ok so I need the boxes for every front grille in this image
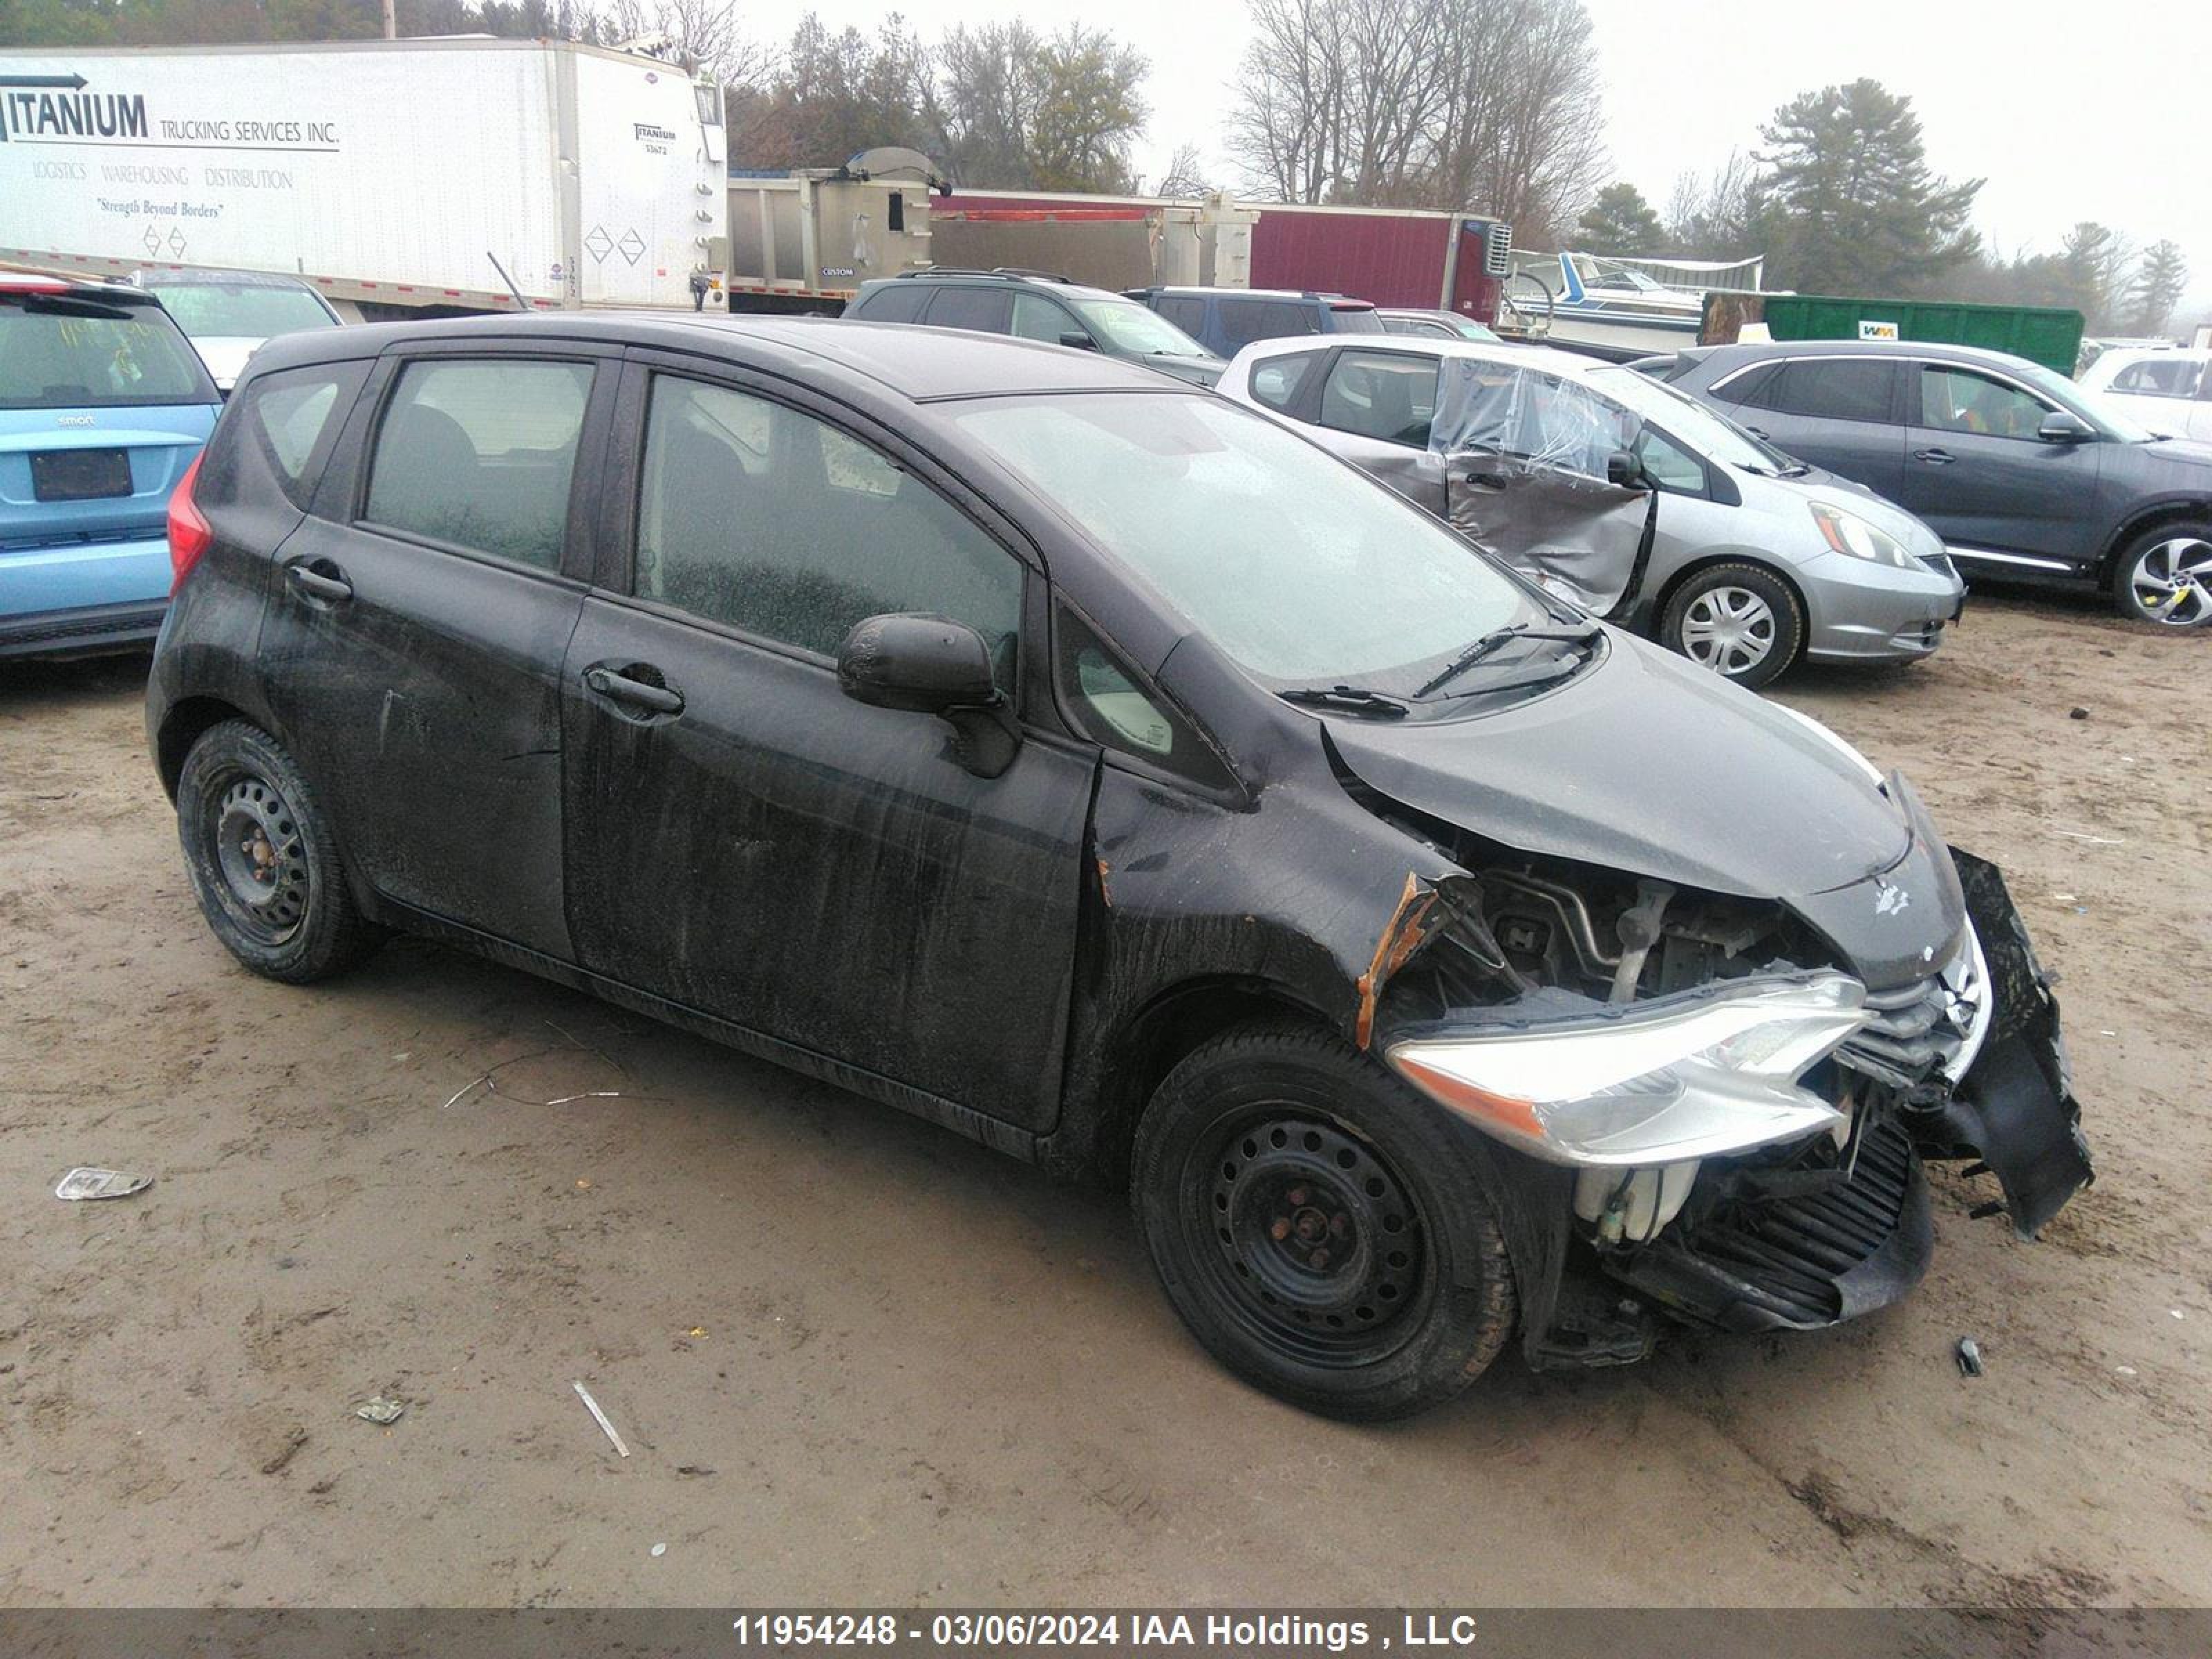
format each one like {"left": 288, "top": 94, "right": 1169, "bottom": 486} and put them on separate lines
{"left": 1922, "top": 552, "right": 1958, "bottom": 581}
{"left": 1610, "top": 1117, "right": 1928, "bottom": 1331}
{"left": 1684, "top": 1119, "right": 1918, "bottom": 1324}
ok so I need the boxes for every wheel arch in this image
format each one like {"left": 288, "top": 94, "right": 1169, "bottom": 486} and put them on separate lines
{"left": 156, "top": 696, "right": 257, "bottom": 800}
{"left": 1048, "top": 975, "right": 1336, "bottom": 1188}
{"left": 2094, "top": 498, "right": 2212, "bottom": 588}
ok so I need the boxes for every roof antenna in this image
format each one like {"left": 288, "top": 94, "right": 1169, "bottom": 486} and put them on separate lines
{"left": 487, "top": 252, "right": 531, "bottom": 312}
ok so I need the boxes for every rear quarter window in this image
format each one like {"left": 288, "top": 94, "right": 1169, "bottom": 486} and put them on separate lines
{"left": 206, "top": 360, "right": 371, "bottom": 512}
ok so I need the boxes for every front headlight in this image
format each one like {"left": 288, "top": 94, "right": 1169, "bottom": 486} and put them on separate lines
{"left": 1810, "top": 501, "right": 1913, "bottom": 569}
{"left": 1385, "top": 972, "right": 1868, "bottom": 1167}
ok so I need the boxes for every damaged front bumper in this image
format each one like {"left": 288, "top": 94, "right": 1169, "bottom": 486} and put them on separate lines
{"left": 1374, "top": 849, "right": 2092, "bottom": 1362}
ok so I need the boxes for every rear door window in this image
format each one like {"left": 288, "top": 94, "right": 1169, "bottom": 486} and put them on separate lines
{"left": 362, "top": 357, "right": 594, "bottom": 569}
{"left": 853, "top": 283, "right": 929, "bottom": 324}
{"left": 1, "top": 294, "right": 215, "bottom": 410}
{"left": 1219, "top": 299, "right": 1320, "bottom": 351}
{"left": 1318, "top": 350, "right": 1439, "bottom": 447}
{"left": 1764, "top": 359, "right": 1898, "bottom": 423}
{"left": 926, "top": 287, "right": 1014, "bottom": 334}
{"left": 633, "top": 374, "right": 1024, "bottom": 687}
{"left": 1154, "top": 296, "right": 1208, "bottom": 336}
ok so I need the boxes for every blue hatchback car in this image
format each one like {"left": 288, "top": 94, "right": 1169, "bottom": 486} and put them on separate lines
{"left": 2, "top": 274, "right": 221, "bottom": 659}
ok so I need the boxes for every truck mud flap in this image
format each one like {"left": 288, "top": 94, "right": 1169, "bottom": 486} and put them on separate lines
{"left": 1925, "top": 851, "right": 2094, "bottom": 1238}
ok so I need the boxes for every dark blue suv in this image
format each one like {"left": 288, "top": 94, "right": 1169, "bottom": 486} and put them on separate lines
{"left": 1125, "top": 287, "right": 1386, "bottom": 361}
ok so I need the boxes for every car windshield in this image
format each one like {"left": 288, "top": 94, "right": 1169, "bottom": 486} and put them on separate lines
{"left": 149, "top": 281, "right": 336, "bottom": 339}
{"left": 1069, "top": 298, "right": 1213, "bottom": 359}
{"left": 0, "top": 296, "right": 216, "bottom": 410}
{"left": 1586, "top": 364, "right": 1796, "bottom": 474}
{"left": 950, "top": 393, "right": 1548, "bottom": 697}
{"left": 2005, "top": 359, "right": 2157, "bottom": 443}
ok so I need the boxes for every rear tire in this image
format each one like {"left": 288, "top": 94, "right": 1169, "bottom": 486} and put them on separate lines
{"left": 176, "top": 720, "right": 382, "bottom": 983}
{"left": 1658, "top": 561, "right": 1804, "bottom": 689}
{"left": 1130, "top": 1018, "right": 1517, "bottom": 1421}
{"left": 2112, "top": 523, "right": 2212, "bottom": 626}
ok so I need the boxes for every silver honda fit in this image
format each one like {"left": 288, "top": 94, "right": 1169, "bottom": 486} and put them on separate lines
{"left": 1220, "top": 336, "right": 1967, "bottom": 688}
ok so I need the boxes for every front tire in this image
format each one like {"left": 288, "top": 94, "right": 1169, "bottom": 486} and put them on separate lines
{"left": 2112, "top": 523, "right": 2212, "bottom": 626}
{"left": 1658, "top": 561, "right": 1805, "bottom": 689}
{"left": 1130, "top": 1018, "right": 1517, "bottom": 1421}
{"left": 176, "top": 720, "right": 382, "bottom": 983}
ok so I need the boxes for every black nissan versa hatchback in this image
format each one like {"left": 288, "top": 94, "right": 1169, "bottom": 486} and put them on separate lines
{"left": 149, "top": 315, "right": 2092, "bottom": 1420}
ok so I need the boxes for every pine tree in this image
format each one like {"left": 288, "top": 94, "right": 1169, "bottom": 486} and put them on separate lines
{"left": 1574, "top": 182, "right": 1665, "bottom": 254}
{"left": 2129, "top": 241, "right": 2189, "bottom": 337}
{"left": 1754, "top": 79, "right": 1981, "bottom": 296}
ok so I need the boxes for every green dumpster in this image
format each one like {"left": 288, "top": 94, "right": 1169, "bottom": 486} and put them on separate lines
{"left": 1714, "top": 294, "right": 2084, "bottom": 375}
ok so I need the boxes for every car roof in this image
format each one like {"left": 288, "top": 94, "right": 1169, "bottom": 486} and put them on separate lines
{"left": 1143, "top": 287, "right": 1373, "bottom": 306}
{"left": 246, "top": 310, "right": 1183, "bottom": 402}
{"left": 879, "top": 270, "right": 1130, "bottom": 304}
{"left": 133, "top": 266, "right": 318, "bottom": 290}
{"left": 1236, "top": 332, "right": 1601, "bottom": 377}
{"left": 0, "top": 272, "right": 158, "bottom": 305}
{"left": 1700, "top": 338, "right": 2046, "bottom": 374}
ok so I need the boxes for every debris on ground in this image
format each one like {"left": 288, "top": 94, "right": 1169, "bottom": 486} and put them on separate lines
{"left": 1956, "top": 1337, "right": 1984, "bottom": 1378}
{"left": 2068, "top": 706, "right": 2090, "bottom": 720}
{"left": 355, "top": 1396, "right": 406, "bottom": 1425}
{"left": 54, "top": 1168, "right": 153, "bottom": 1201}
{"left": 260, "top": 1427, "right": 310, "bottom": 1475}
{"left": 572, "top": 1380, "right": 630, "bottom": 1458}
{"left": 650, "top": 1542, "right": 666, "bottom": 1557}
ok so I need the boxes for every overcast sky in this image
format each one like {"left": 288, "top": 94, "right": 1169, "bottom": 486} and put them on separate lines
{"left": 784, "top": 0, "right": 2209, "bottom": 324}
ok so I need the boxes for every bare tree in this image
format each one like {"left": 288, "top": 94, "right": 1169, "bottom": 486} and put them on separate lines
{"left": 1224, "top": 0, "right": 1606, "bottom": 241}
{"left": 1152, "top": 141, "right": 1212, "bottom": 197}
{"left": 599, "top": 0, "right": 765, "bottom": 81}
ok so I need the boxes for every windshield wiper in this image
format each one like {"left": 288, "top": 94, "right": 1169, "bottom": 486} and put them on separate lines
{"left": 1277, "top": 685, "right": 1412, "bottom": 718}
{"left": 1413, "top": 621, "right": 1602, "bottom": 697}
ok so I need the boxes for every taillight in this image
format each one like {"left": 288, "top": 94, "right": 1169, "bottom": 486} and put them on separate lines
{"left": 168, "top": 452, "right": 213, "bottom": 594}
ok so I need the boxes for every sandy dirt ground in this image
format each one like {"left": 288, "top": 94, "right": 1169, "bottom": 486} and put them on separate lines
{"left": 1, "top": 590, "right": 2207, "bottom": 1611}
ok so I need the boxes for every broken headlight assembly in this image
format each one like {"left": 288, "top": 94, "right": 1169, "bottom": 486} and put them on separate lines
{"left": 1385, "top": 971, "right": 1869, "bottom": 1167}
{"left": 1808, "top": 501, "right": 1915, "bottom": 570}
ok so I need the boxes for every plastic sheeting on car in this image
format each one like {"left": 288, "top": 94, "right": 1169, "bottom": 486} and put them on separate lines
{"left": 1427, "top": 356, "right": 1651, "bottom": 615}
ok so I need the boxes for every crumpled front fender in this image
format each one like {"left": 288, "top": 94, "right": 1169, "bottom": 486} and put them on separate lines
{"left": 1917, "top": 850, "right": 2094, "bottom": 1237}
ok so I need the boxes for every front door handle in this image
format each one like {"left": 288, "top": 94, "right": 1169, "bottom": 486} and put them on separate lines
{"left": 1463, "top": 469, "right": 1512, "bottom": 491}
{"left": 1913, "top": 447, "right": 1956, "bottom": 465}
{"left": 285, "top": 561, "right": 353, "bottom": 602}
{"left": 1743, "top": 424, "right": 1770, "bottom": 440}
{"left": 584, "top": 664, "right": 684, "bottom": 716}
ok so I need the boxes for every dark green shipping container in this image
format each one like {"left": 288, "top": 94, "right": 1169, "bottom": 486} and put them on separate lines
{"left": 1713, "top": 294, "right": 2084, "bottom": 375}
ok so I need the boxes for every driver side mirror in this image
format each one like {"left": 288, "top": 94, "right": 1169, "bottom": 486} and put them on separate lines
{"left": 1604, "top": 449, "right": 1649, "bottom": 489}
{"left": 1058, "top": 330, "right": 1098, "bottom": 351}
{"left": 2038, "top": 410, "right": 2096, "bottom": 444}
{"left": 836, "top": 613, "right": 1020, "bottom": 778}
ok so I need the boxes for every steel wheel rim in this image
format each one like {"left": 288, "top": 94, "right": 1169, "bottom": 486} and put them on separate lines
{"left": 2130, "top": 536, "right": 2212, "bottom": 626}
{"left": 208, "top": 773, "right": 310, "bottom": 944}
{"left": 1680, "top": 585, "right": 1779, "bottom": 675}
{"left": 1188, "top": 1110, "right": 1430, "bottom": 1368}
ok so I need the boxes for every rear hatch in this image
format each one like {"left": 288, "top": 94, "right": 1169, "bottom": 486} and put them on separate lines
{"left": 1, "top": 285, "right": 219, "bottom": 555}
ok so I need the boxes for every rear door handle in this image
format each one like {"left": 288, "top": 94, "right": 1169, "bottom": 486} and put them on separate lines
{"left": 584, "top": 664, "right": 684, "bottom": 716}
{"left": 1913, "top": 447, "right": 1955, "bottom": 465}
{"left": 285, "top": 561, "right": 353, "bottom": 602}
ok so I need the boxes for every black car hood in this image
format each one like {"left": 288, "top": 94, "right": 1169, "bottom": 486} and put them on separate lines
{"left": 1326, "top": 633, "right": 1966, "bottom": 988}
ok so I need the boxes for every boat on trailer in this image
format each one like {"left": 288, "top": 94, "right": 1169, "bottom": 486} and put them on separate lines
{"left": 1505, "top": 252, "right": 1767, "bottom": 360}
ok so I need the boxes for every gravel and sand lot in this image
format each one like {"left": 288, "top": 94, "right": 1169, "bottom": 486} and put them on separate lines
{"left": 1, "top": 590, "right": 2206, "bottom": 1609}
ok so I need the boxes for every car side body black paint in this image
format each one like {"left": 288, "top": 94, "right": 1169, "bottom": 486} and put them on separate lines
{"left": 150, "top": 313, "right": 2091, "bottom": 1391}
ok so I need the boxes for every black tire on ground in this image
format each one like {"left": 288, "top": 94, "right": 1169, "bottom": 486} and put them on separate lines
{"left": 1130, "top": 1018, "right": 1517, "bottom": 1421}
{"left": 1656, "top": 560, "right": 1806, "bottom": 690}
{"left": 2110, "top": 521, "right": 2212, "bottom": 626}
{"left": 175, "top": 719, "right": 383, "bottom": 983}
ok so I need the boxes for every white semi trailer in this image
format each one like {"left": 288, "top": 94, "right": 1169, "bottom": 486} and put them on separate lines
{"left": 0, "top": 39, "right": 727, "bottom": 314}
